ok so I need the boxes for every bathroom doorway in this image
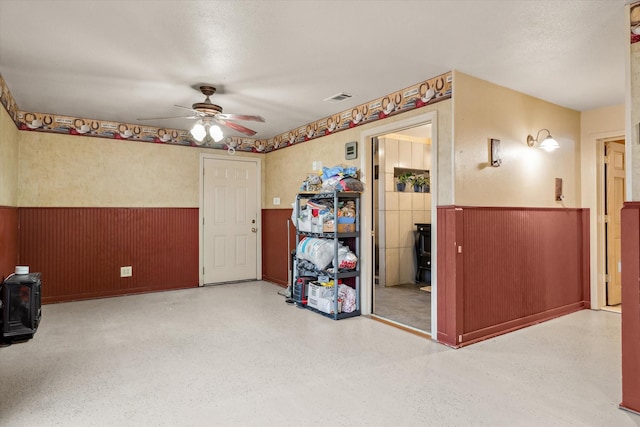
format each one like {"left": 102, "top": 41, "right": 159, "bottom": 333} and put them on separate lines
{"left": 372, "top": 124, "right": 433, "bottom": 334}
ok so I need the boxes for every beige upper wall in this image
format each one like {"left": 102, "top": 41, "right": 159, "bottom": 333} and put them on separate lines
{"left": 452, "top": 71, "right": 581, "bottom": 207}
{"left": 8, "top": 70, "right": 603, "bottom": 210}
{"left": 0, "top": 105, "right": 19, "bottom": 206}
{"left": 581, "top": 104, "right": 625, "bottom": 137}
{"left": 263, "top": 101, "right": 453, "bottom": 209}
{"left": 12, "top": 97, "right": 450, "bottom": 209}
{"left": 579, "top": 103, "right": 625, "bottom": 203}
{"left": 18, "top": 130, "right": 261, "bottom": 208}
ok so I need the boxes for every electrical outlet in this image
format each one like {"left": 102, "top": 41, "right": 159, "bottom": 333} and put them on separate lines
{"left": 273, "top": 197, "right": 280, "bottom": 205}
{"left": 120, "top": 266, "right": 132, "bottom": 277}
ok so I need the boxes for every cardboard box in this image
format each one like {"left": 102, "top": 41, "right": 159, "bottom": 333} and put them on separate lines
{"left": 338, "top": 223, "right": 355, "bottom": 233}
{"left": 323, "top": 222, "right": 356, "bottom": 233}
{"left": 323, "top": 221, "right": 335, "bottom": 232}
{"left": 307, "top": 282, "right": 342, "bottom": 314}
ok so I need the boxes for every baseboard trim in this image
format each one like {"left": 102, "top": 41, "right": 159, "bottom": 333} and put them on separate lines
{"left": 369, "top": 314, "right": 432, "bottom": 340}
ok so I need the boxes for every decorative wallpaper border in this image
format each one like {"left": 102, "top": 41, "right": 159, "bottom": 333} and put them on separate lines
{"left": 265, "top": 71, "right": 451, "bottom": 152}
{"left": 632, "top": 1, "right": 640, "bottom": 44}
{"left": 0, "top": 71, "right": 452, "bottom": 154}
{"left": 0, "top": 74, "right": 20, "bottom": 124}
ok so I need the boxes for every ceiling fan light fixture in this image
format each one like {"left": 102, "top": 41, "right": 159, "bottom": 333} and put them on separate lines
{"left": 209, "top": 124, "right": 223, "bottom": 142}
{"left": 191, "top": 122, "right": 206, "bottom": 142}
{"left": 140, "top": 85, "right": 262, "bottom": 140}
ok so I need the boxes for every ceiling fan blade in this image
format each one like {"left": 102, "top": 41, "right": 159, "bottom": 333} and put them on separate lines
{"left": 174, "top": 104, "right": 206, "bottom": 116}
{"left": 215, "top": 118, "right": 257, "bottom": 136}
{"left": 137, "top": 115, "right": 199, "bottom": 121}
{"left": 216, "top": 113, "right": 265, "bottom": 122}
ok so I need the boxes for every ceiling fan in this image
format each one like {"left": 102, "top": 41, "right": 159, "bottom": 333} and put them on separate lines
{"left": 138, "top": 85, "right": 265, "bottom": 143}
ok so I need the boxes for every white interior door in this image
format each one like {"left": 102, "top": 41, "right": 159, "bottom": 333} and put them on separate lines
{"left": 202, "top": 157, "right": 259, "bottom": 284}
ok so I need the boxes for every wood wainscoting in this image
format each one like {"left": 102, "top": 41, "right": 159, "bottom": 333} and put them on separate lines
{"left": 18, "top": 208, "right": 199, "bottom": 303}
{"left": 437, "top": 206, "right": 590, "bottom": 348}
{"left": 261, "top": 208, "right": 295, "bottom": 287}
{"left": 621, "top": 202, "right": 640, "bottom": 413}
{"left": 0, "top": 206, "right": 19, "bottom": 281}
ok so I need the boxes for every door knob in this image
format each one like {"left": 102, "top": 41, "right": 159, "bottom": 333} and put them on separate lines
{"left": 251, "top": 227, "right": 257, "bottom": 233}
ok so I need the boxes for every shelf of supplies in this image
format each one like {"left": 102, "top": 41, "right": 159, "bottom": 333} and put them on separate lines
{"left": 294, "top": 190, "right": 361, "bottom": 320}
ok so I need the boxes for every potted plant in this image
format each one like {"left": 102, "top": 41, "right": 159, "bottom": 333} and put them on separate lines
{"left": 421, "top": 174, "right": 431, "bottom": 193}
{"left": 396, "top": 172, "right": 413, "bottom": 192}
{"left": 410, "top": 174, "right": 425, "bottom": 192}
{"left": 410, "top": 174, "right": 430, "bottom": 193}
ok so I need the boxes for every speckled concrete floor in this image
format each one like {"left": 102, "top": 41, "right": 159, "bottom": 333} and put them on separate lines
{"left": 0, "top": 281, "right": 636, "bottom": 426}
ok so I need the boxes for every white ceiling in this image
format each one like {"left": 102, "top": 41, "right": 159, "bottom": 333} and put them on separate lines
{"left": 0, "top": 0, "right": 628, "bottom": 141}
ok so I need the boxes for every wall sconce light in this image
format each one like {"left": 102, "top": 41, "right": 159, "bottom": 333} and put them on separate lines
{"left": 190, "top": 119, "right": 224, "bottom": 145}
{"left": 527, "top": 129, "right": 559, "bottom": 152}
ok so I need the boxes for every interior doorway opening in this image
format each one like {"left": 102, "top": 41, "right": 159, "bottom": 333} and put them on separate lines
{"left": 602, "top": 138, "right": 625, "bottom": 314}
{"left": 371, "top": 124, "right": 434, "bottom": 334}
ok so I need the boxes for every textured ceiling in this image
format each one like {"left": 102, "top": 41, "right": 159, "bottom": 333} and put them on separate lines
{"left": 0, "top": 0, "right": 628, "bottom": 140}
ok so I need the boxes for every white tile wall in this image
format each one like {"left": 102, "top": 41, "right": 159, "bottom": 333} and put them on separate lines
{"left": 399, "top": 192, "right": 412, "bottom": 210}
{"left": 385, "top": 248, "right": 400, "bottom": 287}
{"left": 412, "top": 193, "right": 425, "bottom": 210}
{"left": 385, "top": 210, "right": 399, "bottom": 248}
{"left": 399, "top": 210, "right": 414, "bottom": 248}
{"left": 412, "top": 210, "right": 428, "bottom": 225}
{"left": 411, "top": 143, "right": 425, "bottom": 169}
{"left": 399, "top": 246, "right": 416, "bottom": 285}
{"left": 385, "top": 191, "right": 398, "bottom": 211}
{"left": 385, "top": 172, "right": 395, "bottom": 194}
{"left": 384, "top": 138, "right": 399, "bottom": 171}
{"left": 379, "top": 137, "right": 433, "bottom": 287}
{"left": 424, "top": 193, "right": 432, "bottom": 210}
{"left": 398, "top": 139, "right": 412, "bottom": 167}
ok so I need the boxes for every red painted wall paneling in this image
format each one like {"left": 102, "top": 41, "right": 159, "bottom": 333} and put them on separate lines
{"left": 436, "top": 206, "right": 464, "bottom": 346}
{"left": 437, "top": 206, "right": 589, "bottom": 347}
{"left": 261, "top": 209, "right": 295, "bottom": 286}
{"left": 0, "top": 206, "right": 18, "bottom": 280}
{"left": 462, "top": 208, "right": 586, "bottom": 332}
{"left": 18, "top": 208, "right": 199, "bottom": 303}
{"left": 621, "top": 202, "right": 640, "bottom": 413}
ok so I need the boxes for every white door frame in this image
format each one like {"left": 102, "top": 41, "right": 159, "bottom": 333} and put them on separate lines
{"left": 360, "top": 111, "right": 439, "bottom": 338}
{"left": 582, "top": 131, "right": 624, "bottom": 309}
{"left": 199, "top": 153, "right": 262, "bottom": 286}
{"left": 593, "top": 136, "right": 625, "bottom": 308}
